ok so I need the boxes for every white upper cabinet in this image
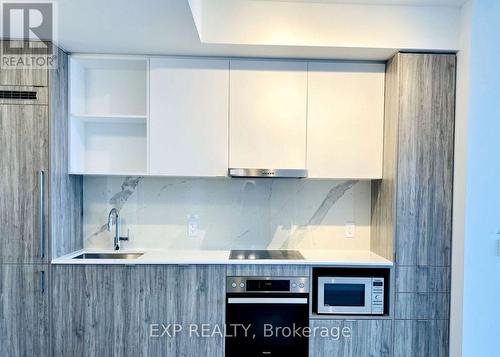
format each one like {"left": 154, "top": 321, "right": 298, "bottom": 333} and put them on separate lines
{"left": 229, "top": 60, "right": 307, "bottom": 169}
{"left": 149, "top": 58, "right": 229, "bottom": 176}
{"left": 68, "top": 55, "right": 385, "bottom": 178}
{"left": 307, "top": 62, "right": 385, "bottom": 179}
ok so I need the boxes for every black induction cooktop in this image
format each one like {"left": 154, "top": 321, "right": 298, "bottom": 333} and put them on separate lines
{"left": 229, "top": 250, "right": 304, "bottom": 260}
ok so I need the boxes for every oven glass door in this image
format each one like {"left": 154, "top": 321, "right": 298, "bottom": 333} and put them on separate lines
{"left": 318, "top": 277, "right": 372, "bottom": 314}
{"left": 226, "top": 293, "right": 309, "bottom": 357}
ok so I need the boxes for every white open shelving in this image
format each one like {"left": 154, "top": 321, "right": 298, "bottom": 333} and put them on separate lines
{"left": 69, "top": 55, "right": 149, "bottom": 175}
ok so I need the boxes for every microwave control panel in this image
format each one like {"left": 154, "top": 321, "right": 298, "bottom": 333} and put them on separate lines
{"left": 371, "top": 278, "right": 384, "bottom": 314}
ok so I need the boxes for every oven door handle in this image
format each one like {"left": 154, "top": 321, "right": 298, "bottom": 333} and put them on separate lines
{"left": 227, "top": 297, "right": 308, "bottom": 304}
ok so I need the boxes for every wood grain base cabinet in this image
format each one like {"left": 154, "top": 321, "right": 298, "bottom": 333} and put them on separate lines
{"left": 52, "top": 265, "right": 225, "bottom": 357}
{"left": 0, "top": 264, "right": 49, "bottom": 357}
{"left": 52, "top": 265, "right": 139, "bottom": 356}
{"left": 309, "top": 319, "right": 392, "bottom": 357}
{"left": 138, "top": 265, "right": 225, "bottom": 357}
{"left": 394, "top": 320, "right": 449, "bottom": 357}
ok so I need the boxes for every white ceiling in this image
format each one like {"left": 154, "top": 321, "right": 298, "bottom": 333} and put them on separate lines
{"left": 54, "top": 0, "right": 395, "bottom": 59}
{"left": 54, "top": 0, "right": 464, "bottom": 60}
{"left": 55, "top": 0, "right": 204, "bottom": 55}
{"left": 255, "top": 0, "right": 466, "bottom": 5}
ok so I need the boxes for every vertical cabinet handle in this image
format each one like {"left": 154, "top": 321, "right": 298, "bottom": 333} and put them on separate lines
{"left": 39, "top": 270, "right": 45, "bottom": 294}
{"left": 38, "top": 170, "right": 45, "bottom": 259}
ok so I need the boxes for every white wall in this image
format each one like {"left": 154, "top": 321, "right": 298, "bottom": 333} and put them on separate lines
{"left": 450, "top": 2, "right": 471, "bottom": 356}
{"left": 457, "top": 0, "right": 500, "bottom": 355}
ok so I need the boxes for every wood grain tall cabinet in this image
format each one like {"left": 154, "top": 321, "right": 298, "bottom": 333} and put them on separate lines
{"left": 372, "top": 53, "right": 456, "bottom": 356}
{"left": 0, "top": 41, "right": 83, "bottom": 356}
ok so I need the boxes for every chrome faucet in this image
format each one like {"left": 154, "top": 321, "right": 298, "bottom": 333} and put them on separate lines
{"left": 107, "top": 208, "right": 129, "bottom": 250}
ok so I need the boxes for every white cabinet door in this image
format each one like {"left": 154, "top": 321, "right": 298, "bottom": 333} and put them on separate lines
{"left": 229, "top": 60, "right": 307, "bottom": 169}
{"left": 307, "top": 62, "right": 385, "bottom": 179}
{"left": 149, "top": 58, "right": 229, "bottom": 176}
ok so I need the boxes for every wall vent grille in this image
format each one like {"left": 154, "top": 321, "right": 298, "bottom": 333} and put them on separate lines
{"left": 0, "top": 90, "right": 37, "bottom": 100}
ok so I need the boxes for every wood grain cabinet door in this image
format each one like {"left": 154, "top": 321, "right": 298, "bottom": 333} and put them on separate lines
{"left": 138, "top": 265, "right": 226, "bottom": 357}
{"left": 0, "top": 64, "right": 48, "bottom": 87}
{"left": 309, "top": 319, "right": 392, "bottom": 357}
{"left": 394, "top": 319, "right": 449, "bottom": 357}
{"left": 51, "top": 265, "right": 140, "bottom": 357}
{"left": 174, "top": 265, "right": 225, "bottom": 356}
{"left": 0, "top": 264, "right": 49, "bottom": 356}
{"left": 394, "top": 54, "right": 455, "bottom": 266}
{"left": 0, "top": 41, "right": 48, "bottom": 86}
{"left": 0, "top": 104, "right": 49, "bottom": 263}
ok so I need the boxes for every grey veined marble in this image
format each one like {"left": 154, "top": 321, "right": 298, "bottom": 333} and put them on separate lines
{"left": 84, "top": 177, "right": 371, "bottom": 251}
{"left": 89, "top": 176, "right": 144, "bottom": 238}
{"left": 307, "top": 180, "right": 357, "bottom": 225}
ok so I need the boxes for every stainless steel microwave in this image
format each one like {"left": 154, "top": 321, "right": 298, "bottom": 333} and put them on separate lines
{"left": 317, "top": 276, "right": 384, "bottom": 315}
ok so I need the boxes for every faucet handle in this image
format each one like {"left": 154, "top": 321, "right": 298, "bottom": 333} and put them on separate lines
{"left": 119, "top": 228, "right": 130, "bottom": 242}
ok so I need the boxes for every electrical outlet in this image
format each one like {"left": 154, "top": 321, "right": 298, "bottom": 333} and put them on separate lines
{"left": 345, "top": 222, "right": 355, "bottom": 238}
{"left": 187, "top": 214, "right": 198, "bottom": 238}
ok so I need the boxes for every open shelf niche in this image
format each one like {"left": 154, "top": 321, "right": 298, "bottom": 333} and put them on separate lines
{"left": 69, "top": 55, "right": 149, "bottom": 175}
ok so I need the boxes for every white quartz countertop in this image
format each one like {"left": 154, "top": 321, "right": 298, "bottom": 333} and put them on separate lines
{"left": 51, "top": 249, "right": 393, "bottom": 266}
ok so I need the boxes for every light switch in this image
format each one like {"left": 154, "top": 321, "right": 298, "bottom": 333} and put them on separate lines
{"left": 345, "top": 222, "right": 355, "bottom": 238}
{"left": 187, "top": 214, "right": 198, "bottom": 238}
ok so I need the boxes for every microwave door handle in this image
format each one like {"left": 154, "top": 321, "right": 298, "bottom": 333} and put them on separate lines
{"left": 227, "top": 297, "right": 308, "bottom": 304}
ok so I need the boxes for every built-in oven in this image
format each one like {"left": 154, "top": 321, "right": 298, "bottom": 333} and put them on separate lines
{"left": 225, "top": 276, "right": 309, "bottom": 357}
{"left": 317, "top": 276, "right": 384, "bottom": 315}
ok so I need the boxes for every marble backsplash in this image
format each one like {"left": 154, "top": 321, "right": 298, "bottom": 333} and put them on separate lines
{"left": 83, "top": 177, "right": 372, "bottom": 251}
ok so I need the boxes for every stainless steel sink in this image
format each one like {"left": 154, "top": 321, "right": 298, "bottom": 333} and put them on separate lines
{"left": 72, "top": 253, "right": 143, "bottom": 260}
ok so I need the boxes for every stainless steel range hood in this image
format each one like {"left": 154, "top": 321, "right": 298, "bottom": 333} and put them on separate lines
{"left": 228, "top": 168, "right": 308, "bottom": 178}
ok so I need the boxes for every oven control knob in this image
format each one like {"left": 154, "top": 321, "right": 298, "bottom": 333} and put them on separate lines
{"left": 299, "top": 283, "right": 305, "bottom": 288}
{"left": 291, "top": 282, "right": 297, "bottom": 288}
{"left": 239, "top": 282, "right": 245, "bottom": 288}
{"left": 231, "top": 282, "right": 237, "bottom": 288}
{"left": 374, "top": 294, "right": 382, "bottom": 300}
